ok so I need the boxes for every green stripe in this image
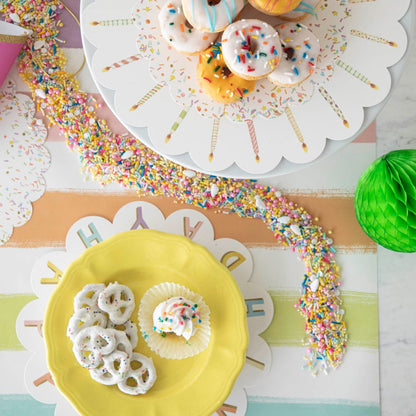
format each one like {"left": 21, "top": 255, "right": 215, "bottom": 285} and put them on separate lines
{"left": 0, "top": 290, "right": 378, "bottom": 351}
{"left": 261, "top": 290, "right": 378, "bottom": 348}
{"left": 0, "top": 395, "right": 55, "bottom": 416}
{"left": 0, "top": 294, "right": 37, "bottom": 350}
{"left": 247, "top": 397, "right": 380, "bottom": 416}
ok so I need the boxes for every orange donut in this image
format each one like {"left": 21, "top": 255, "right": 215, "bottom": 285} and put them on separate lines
{"left": 196, "top": 44, "right": 256, "bottom": 104}
{"left": 248, "top": 0, "right": 302, "bottom": 16}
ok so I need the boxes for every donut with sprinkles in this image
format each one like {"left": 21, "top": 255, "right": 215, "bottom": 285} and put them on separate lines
{"left": 158, "top": 0, "right": 218, "bottom": 54}
{"left": 248, "top": 0, "right": 302, "bottom": 16}
{"left": 182, "top": 0, "right": 245, "bottom": 33}
{"left": 268, "top": 22, "right": 320, "bottom": 87}
{"left": 221, "top": 19, "right": 282, "bottom": 80}
{"left": 196, "top": 43, "right": 256, "bottom": 103}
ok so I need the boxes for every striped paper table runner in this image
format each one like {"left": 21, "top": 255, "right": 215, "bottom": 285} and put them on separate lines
{"left": 0, "top": 1, "right": 379, "bottom": 415}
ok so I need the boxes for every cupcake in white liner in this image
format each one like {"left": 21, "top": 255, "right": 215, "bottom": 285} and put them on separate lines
{"left": 138, "top": 282, "right": 211, "bottom": 359}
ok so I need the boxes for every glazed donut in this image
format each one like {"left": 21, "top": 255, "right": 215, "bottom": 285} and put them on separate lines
{"left": 248, "top": 0, "right": 302, "bottom": 16}
{"left": 182, "top": 0, "right": 245, "bottom": 33}
{"left": 221, "top": 19, "right": 282, "bottom": 80}
{"left": 279, "top": 0, "right": 319, "bottom": 21}
{"left": 196, "top": 43, "right": 256, "bottom": 103}
{"left": 268, "top": 23, "right": 320, "bottom": 86}
{"left": 158, "top": 0, "right": 218, "bottom": 54}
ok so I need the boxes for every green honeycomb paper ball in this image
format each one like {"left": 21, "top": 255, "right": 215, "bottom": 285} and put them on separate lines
{"left": 355, "top": 149, "right": 416, "bottom": 252}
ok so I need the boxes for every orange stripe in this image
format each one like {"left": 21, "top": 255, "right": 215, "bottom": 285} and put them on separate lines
{"left": 4, "top": 191, "right": 375, "bottom": 250}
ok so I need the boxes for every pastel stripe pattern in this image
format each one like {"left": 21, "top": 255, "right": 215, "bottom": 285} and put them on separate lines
{"left": 0, "top": 0, "right": 379, "bottom": 414}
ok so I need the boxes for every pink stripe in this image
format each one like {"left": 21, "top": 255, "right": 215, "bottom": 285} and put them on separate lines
{"left": 264, "top": 0, "right": 273, "bottom": 11}
{"left": 283, "top": 0, "right": 294, "bottom": 13}
{"left": 352, "top": 121, "right": 376, "bottom": 143}
{"left": 268, "top": 0, "right": 280, "bottom": 12}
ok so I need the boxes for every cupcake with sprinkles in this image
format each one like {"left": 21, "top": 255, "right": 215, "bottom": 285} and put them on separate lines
{"left": 138, "top": 282, "right": 211, "bottom": 359}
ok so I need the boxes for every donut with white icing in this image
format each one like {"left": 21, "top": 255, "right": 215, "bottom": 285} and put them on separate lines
{"left": 221, "top": 19, "right": 282, "bottom": 80}
{"left": 159, "top": 0, "right": 218, "bottom": 54}
{"left": 268, "top": 22, "right": 320, "bottom": 86}
{"left": 182, "top": 0, "right": 245, "bottom": 33}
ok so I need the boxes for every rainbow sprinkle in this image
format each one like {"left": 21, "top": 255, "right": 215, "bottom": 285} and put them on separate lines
{"left": 0, "top": 0, "right": 347, "bottom": 374}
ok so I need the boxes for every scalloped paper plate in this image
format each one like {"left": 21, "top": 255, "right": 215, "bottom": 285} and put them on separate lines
{"left": 44, "top": 229, "right": 249, "bottom": 416}
{"left": 80, "top": 0, "right": 410, "bottom": 177}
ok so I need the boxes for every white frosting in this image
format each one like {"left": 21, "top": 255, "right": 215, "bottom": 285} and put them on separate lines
{"left": 159, "top": 0, "right": 217, "bottom": 54}
{"left": 221, "top": 19, "right": 282, "bottom": 79}
{"left": 153, "top": 296, "right": 201, "bottom": 341}
{"left": 182, "top": 0, "right": 245, "bottom": 33}
{"left": 268, "top": 22, "right": 320, "bottom": 86}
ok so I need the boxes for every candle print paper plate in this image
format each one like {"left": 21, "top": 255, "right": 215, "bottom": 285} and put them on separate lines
{"left": 80, "top": 0, "right": 410, "bottom": 177}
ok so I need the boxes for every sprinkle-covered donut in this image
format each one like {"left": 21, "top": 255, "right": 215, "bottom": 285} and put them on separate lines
{"left": 221, "top": 19, "right": 282, "bottom": 80}
{"left": 268, "top": 23, "right": 320, "bottom": 86}
{"left": 158, "top": 0, "right": 218, "bottom": 54}
{"left": 197, "top": 43, "right": 256, "bottom": 103}
{"left": 248, "top": 0, "right": 302, "bottom": 16}
{"left": 182, "top": 0, "right": 245, "bottom": 33}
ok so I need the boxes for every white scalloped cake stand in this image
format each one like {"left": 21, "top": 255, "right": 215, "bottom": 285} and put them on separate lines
{"left": 80, "top": 0, "right": 413, "bottom": 178}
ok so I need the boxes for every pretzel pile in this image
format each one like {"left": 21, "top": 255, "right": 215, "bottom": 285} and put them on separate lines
{"left": 67, "top": 282, "right": 156, "bottom": 395}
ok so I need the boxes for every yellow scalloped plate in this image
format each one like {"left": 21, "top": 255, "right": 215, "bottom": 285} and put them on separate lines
{"left": 44, "top": 229, "right": 249, "bottom": 416}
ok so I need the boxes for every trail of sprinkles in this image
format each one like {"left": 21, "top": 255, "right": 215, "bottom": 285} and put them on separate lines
{"left": 1, "top": 0, "right": 347, "bottom": 374}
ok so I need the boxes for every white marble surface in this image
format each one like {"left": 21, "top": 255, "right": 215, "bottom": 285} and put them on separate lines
{"left": 376, "top": 8, "right": 416, "bottom": 416}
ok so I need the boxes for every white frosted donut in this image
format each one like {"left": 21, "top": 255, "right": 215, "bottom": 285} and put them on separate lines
{"left": 89, "top": 350, "right": 131, "bottom": 385}
{"left": 74, "top": 283, "right": 105, "bottom": 311}
{"left": 117, "top": 353, "right": 157, "bottom": 395}
{"left": 182, "top": 0, "right": 245, "bottom": 33}
{"left": 107, "top": 319, "right": 138, "bottom": 350}
{"left": 268, "top": 22, "right": 320, "bottom": 86}
{"left": 67, "top": 307, "right": 108, "bottom": 342}
{"left": 97, "top": 282, "right": 135, "bottom": 325}
{"left": 221, "top": 19, "right": 282, "bottom": 80}
{"left": 72, "top": 327, "right": 117, "bottom": 369}
{"left": 159, "top": 0, "right": 218, "bottom": 54}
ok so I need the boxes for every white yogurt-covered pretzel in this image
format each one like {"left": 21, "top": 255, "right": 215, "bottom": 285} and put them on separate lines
{"left": 107, "top": 319, "right": 138, "bottom": 350}
{"left": 159, "top": 0, "right": 218, "bottom": 54}
{"left": 98, "top": 282, "right": 135, "bottom": 325}
{"left": 117, "top": 352, "right": 157, "bottom": 395}
{"left": 67, "top": 306, "right": 108, "bottom": 342}
{"left": 89, "top": 350, "right": 131, "bottom": 385}
{"left": 182, "top": 0, "right": 245, "bottom": 33}
{"left": 268, "top": 22, "right": 320, "bottom": 86}
{"left": 106, "top": 328, "right": 134, "bottom": 359}
{"left": 72, "top": 327, "right": 117, "bottom": 369}
{"left": 74, "top": 283, "right": 105, "bottom": 311}
{"left": 221, "top": 19, "right": 282, "bottom": 80}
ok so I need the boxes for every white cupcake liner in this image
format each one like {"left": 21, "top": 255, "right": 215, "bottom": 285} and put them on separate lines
{"left": 138, "top": 282, "right": 211, "bottom": 359}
